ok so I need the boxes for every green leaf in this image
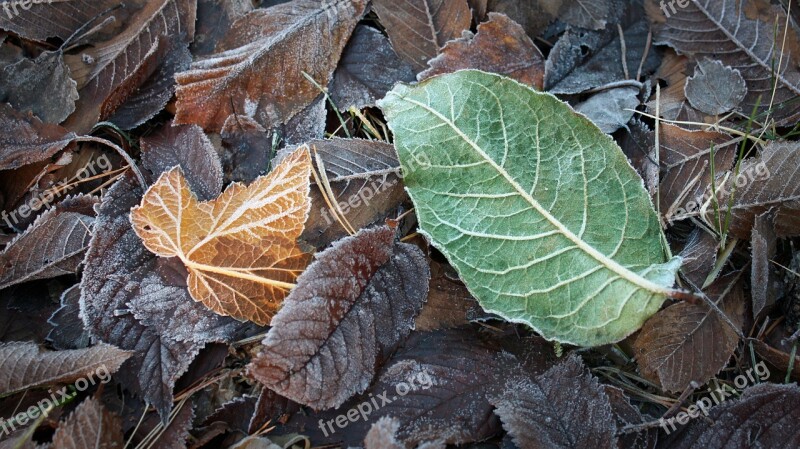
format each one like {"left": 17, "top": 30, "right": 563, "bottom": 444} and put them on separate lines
{"left": 377, "top": 70, "right": 680, "bottom": 346}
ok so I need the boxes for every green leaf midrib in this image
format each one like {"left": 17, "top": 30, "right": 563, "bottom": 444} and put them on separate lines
{"left": 390, "top": 92, "right": 673, "bottom": 297}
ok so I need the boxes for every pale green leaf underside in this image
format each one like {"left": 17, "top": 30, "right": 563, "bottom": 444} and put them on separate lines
{"left": 378, "top": 70, "right": 680, "bottom": 346}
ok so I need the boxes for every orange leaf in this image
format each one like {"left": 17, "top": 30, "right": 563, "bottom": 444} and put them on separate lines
{"left": 130, "top": 146, "right": 312, "bottom": 325}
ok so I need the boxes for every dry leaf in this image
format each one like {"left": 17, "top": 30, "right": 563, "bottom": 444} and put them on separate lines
{"left": 372, "top": 0, "right": 471, "bottom": 72}
{"left": 50, "top": 397, "right": 124, "bottom": 449}
{"left": 0, "top": 195, "right": 98, "bottom": 290}
{"left": 174, "top": 0, "right": 366, "bottom": 132}
{"left": 0, "top": 50, "right": 78, "bottom": 124}
{"left": 418, "top": 13, "right": 544, "bottom": 90}
{"left": 751, "top": 211, "right": 777, "bottom": 317}
{"left": 678, "top": 227, "right": 718, "bottom": 287}
{"left": 48, "top": 285, "right": 91, "bottom": 350}
{"left": 0, "top": 0, "right": 123, "bottom": 42}
{"left": 632, "top": 272, "right": 745, "bottom": 393}
{"left": 684, "top": 58, "right": 747, "bottom": 116}
{"left": 0, "top": 342, "right": 131, "bottom": 396}
{"left": 130, "top": 146, "right": 313, "bottom": 325}
{"left": 0, "top": 103, "right": 76, "bottom": 170}
{"left": 248, "top": 226, "right": 429, "bottom": 410}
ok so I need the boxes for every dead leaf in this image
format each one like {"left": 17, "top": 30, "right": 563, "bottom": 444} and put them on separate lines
{"left": 0, "top": 50, "right": 78, "bottom": 124}
{"left": 47, "top": 285, "right": 91, "bottom": 350}
{"left": 654, "top": 0, "right": 800, "bottom": 124}
{"left": 0, "top": 103, "right": 76, "bottom": 171}
{"left": 715, "top": 141, "right": 800, "bottom": 238}
{"left": 664, "top": 383, "right": 800, "bottom": 448}
{"left": 364, "top": 417, "right": 445, "bottom": 449}
{"left": 248, "top": 226, "right": 429, "bottom": 410}
{"left": 192, "top": 0, "right": 254, "bottom": 56}
{"left": 414, "top": 260, "right": 481, "bottom": 331}
{"left": 50, "top": 397, "right": 124, "bottom": 449}
{"left": 0, "top": 0, "right": 123, "bottom": 42}
{"left": 419, "top": 13, "right": 544, "bottom": 90}
{"left": 604, "top": 385, "right": 657, "bottom": 449}
{"left": 493, "top": 354, "right": 618, "bottom": 449}
{"left": 0, "top": 195, "right": 98, "bottom": 290}
{"left": 632, "top": 272, "right": 745, "bottom": 393}
{"left": 174, "top": 0, "right": 366, "bottom": 132}
{"left": 372, "top": 0, "right": 471, "bottom": 72}
{"left": 331, "top": 25, "right": 416, "bottom": 110}
{"left": 684, "top": 58, "right": 747, "bottom": 116}
{"left": 63, "top": 0, "right": 196, "bottom": 133}
{"left": 130, "top": 146, "right": 313, "bottom": 325}
{"left": 751, "top": 211, "right": 777, "bottom": 317}
{"left": 0, "top": 341, "right": 131, "bottom": 396}
{"left": 574, "top": 86, "right": 640, "bottom": 133}
{"left": 678, "top": 227, "right": 718, "bottom": 287}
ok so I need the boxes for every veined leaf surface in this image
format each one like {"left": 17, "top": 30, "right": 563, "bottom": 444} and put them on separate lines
{"left": 378, "top": 70, "right": 680, "bottom": 346}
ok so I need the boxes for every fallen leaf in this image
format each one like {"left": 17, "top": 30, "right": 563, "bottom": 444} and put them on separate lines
{"left": 63, "top": 0, "right": 196, "bottom": 133}
{"left": 658, "top": 124, "right": 738, "bottom": 221}
{"left": 0, "top": 195, "right": 98, "bottom": 290}
{"left": 632, "top": 272, "right": 745, "bottom": 393}
{"left": 248, "top": 226, "right": 429, "bottom": 410}
{"left": 379, "top": 70, "right": 681, "bottom": 346}
{"left": 47, "top": 285, "right": 91, "bottom": 350}
{"left": 654, "top": 0, "right": 800, "bottom": 124}
{"left": 414, "top": 260, "right": 481, "bottom": 331}
{"left": 574, "top": 86, "right": 640, "bottom": 133}
{"left": 0, "top": 341, "right": 131, "bottom": 396}
{"left": 419, "top": 13, "right": 544, "bottom": 89}
{"left": 0, "top": 0, "right": 123, "bottom": 42}
{"left": 715, "top": 141, "right": 800, "bottom": 238}
{"left": 130, "top": 146, "right": 313, "bottom": 325}
{"left": 0, "top": 50, "right": 78, "bottom": 124}
{"left": 0, "top": 103, "right": 76, "bottom": 171}
{"left": 678, "top": 227, "right": 718, "bottom": 287}
{"left": 364, "top": 417, "right": 445, "bottom": 449}
{"left": 192, "top": 0, "right": 254, "bottom": 56}
{"left": 664, "top": 383, "right": 800, "bottom": 448}
{"left": 331, "top": 25, "right": 416, "bottom": 110}
{"left": 751, "top": 211, "right": 777, "bottom": 317}
{"left": 371, "top": 0, "right": 471, "bottom": 72}
{"left": 493, "top": 354, "right": 618, "bottom": 449}
{"left": 684, "top": 58, "right": 747, "bottom": 116}
{"left": 174, "top": 0, "right": 366, "bottom": 132}
{"left": 604, "top": 385, "right": 657, "bottom": 449}
{"left": 50, "top": 397, "right": 124, "bottom": 449}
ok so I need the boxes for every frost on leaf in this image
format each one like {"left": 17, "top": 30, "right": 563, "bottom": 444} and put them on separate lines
{"left": 493, "top": 354, "right": 618, "bottom": 449}
{"left": 0, "top": 341, "right": 131, "bottom": 396}
{"left": 248, "top": 226, "right": 429, "bottom": 410}
{"left": 174, "top": 0, "right": 367, "bottom": 132}
{"left": 50, "top": 397, "right": 124, "bottom": 449}
{"left": 0, "top": 194, "right": 97, "bottom": 290}
{"left": 130, "top": 146, "right": 313, "bottom": 326}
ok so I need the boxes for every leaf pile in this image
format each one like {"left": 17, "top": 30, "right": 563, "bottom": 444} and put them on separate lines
{"left": 1, "top": 0, "right": 800, "bottom": 447}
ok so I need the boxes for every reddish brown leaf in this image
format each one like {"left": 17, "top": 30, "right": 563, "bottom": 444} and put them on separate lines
{"left": 632, "top": 272, "right": 745, "bottom": 393}
{"left": 174, "top": 0, "right": 366, "bottom": 132}
{"left": 372, "top": 0, "right": 471, "bottom": 72}
{"left": 419, "top": 13, "right": 544, "bottom": 89}
{"left": 0, "top": 103, "right": 76, "bottom": 171}
{"left": 414, "top": 260, "right": 481, "bottom": 331}
{"left": 248, "top": 226, "right": 429, "bottom": 409}
{"left": 0, "top": 195, "right": 97, "bottom": 290}
{"left": 50, "top": 397, "right": 124, "bottom": 449}
{"left": 0, "top": 342, "right": 131, "bottom": 396}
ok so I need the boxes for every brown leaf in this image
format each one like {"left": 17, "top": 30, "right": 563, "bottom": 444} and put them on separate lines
{"left": 0, "top": 103, "right": 76, "bottom": 171}
{"left": 0, "top": 342, "right": 131, "bottom": 396}
{"left": 604, "top": 386, "right": 657, "bottom": 449}
{"left": 148, "top": 400, "right": 194, "bottom": 449}
{"left": 0, "top": 0, "right": 123, "bottom": 42}
{"left": 364, "top": 417, "right": 445, "bottom": 449}
{"left": 419, "top": 13, "right": 544, "bottom": 90}
{"left": 645, "top": 51, "right": 710, "bottom": 123}
{"left": 50, "top": 397, "right": 124, "bottom": 449}
{"left": 174, "top": 0, "right": 366, "bottom": 132}
{"left": 751, "top": 211, "right": 777, "bottom": 317}
{"left": 493, "top": 354, "right": 618, "bottom": 449}
{"left": 632, "top": 272, "right": 745, "bottom": 393}
{"left": 658, "top": 123, "right": 737, "bottom": 222}
{"left": 664, "top": 383, "right": 800, "bottom": 448}
{"left": 63, "top": 0, "right": 196, "bottom": 133}
{"left": 131, "top": 146, "right": 313, "bottom": 325}
{"left": 414, "top": 260, "right": 481, "bottom": 331}
{"left": 248, "top": 226, "right": 429, "bottom": 410}
{"left": 678, "top": 227, "right": 718, "bottom": 288}
{"left": 0, "top": 195, "right": 98, "bottom": 290}
{"left": 0, "top": 50, "right": 78, "bottom": 124}
{"left": 372, "top": 0, "right": 471, "bottom": 72}
{"left": 47, "top": 285, "right": 91, "bottom": 350}
{"left": 330, "top": 25, "right": 416, "bottom": 110}
{"left": 715, "top": 141, "right": 800, "bottom": 238}
{"left": 192, "top": 0, "right": 254, "bottom": 56}
{"left": 654, "top": 0, "right": 800, "bottom": 124}
{"left": 299, "top": 138, "right": 406, "bottom": 249}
